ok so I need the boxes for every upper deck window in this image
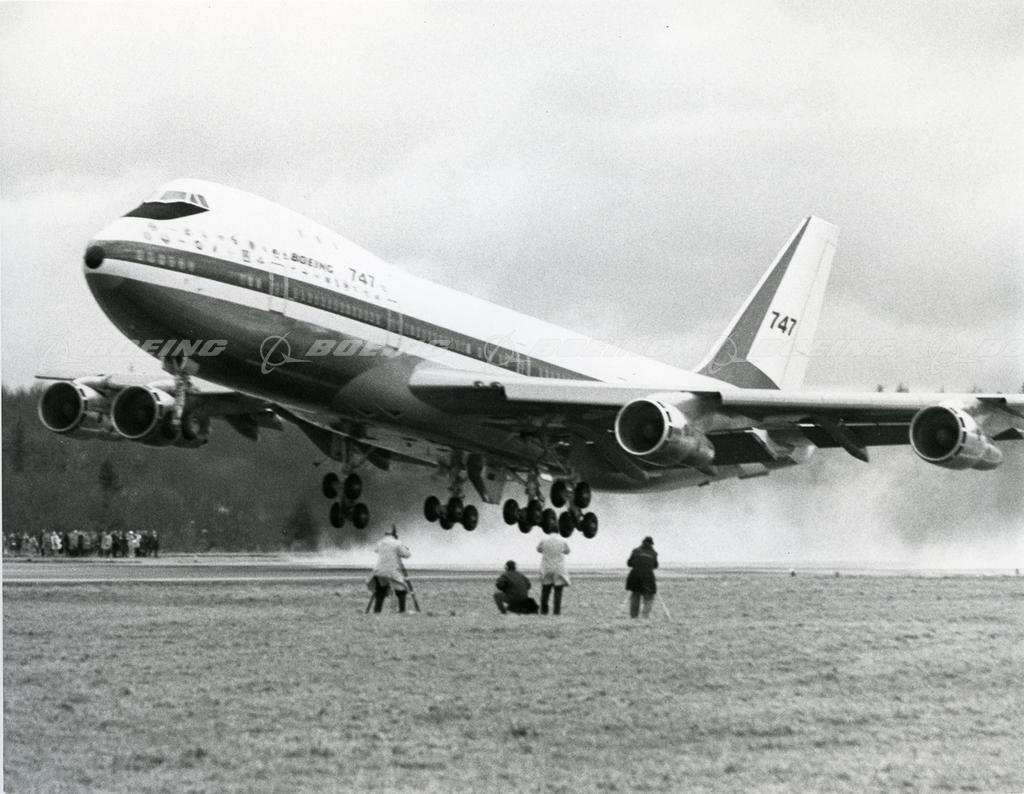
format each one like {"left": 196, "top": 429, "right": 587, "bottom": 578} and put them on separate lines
{"left": 124, "top": 189, "right": 210, "bottom": 220}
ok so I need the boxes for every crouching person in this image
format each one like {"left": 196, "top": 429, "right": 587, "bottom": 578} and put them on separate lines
{"left": 494, "top": 560, "right": 538, "bottom": 615}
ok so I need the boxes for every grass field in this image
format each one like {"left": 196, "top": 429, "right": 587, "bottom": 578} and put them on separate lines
{"left": 4, "top": 568, "right": 1023, "bottom": 793}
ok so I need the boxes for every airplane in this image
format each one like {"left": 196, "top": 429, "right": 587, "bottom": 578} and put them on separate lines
{"left": 37, "top": 179, "right": 1024, "bottom": 538}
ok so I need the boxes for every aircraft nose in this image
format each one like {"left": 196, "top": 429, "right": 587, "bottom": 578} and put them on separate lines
{"left": 84, "top": 244, "right": 105, "bottom": 269}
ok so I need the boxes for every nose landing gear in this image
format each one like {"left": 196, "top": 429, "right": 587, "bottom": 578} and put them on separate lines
{"left": 323, "top": 471, "right": 370, "bottom": 530}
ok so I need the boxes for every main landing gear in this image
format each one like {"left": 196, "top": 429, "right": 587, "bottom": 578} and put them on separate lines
{"left": 423, "top": 466, "right": 479, "bottom": 531}
{"left": 322, "top": 472, "right": 370, "bottom": 530}
{"left": 502, "top": 478, "right": 599, "bottom": 539}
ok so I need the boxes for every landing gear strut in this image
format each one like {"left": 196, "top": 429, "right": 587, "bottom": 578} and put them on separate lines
{"left": 322, "top": 471, "right": 370, "bottom": 530}
{"left": 501, "top": 477, "right": 599, "bottom": 538}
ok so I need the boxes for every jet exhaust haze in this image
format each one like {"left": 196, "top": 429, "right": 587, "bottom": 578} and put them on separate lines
{"left": 309, "top": 443, "right": 1023, "bottom": 570}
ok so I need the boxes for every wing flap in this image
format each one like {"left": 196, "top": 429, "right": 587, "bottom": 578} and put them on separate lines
{"left": 408, "top": 367, "right": 656, "bottom": 413}
{"left": 716, "top": 389, "right": 1024, "bottom": 422}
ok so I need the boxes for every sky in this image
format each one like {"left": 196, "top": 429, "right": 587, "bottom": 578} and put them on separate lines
{"left": 1, "top": 1, "right": 1022, "bottom": 565}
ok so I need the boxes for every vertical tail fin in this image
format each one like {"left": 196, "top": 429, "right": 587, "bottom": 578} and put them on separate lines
{"left": 696, "top": 216, "right": 839, "bottom": 390}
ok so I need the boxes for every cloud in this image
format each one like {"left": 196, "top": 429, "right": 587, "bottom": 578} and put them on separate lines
{"left": 3, "top": 2, "right": 1020, "bottom": 383}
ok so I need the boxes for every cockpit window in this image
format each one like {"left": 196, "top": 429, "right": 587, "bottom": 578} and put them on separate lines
{"left": 124, "top": 190, "right": 210, "bottom": 220}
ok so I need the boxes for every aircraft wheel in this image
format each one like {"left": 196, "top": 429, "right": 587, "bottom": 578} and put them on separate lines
{"left": 352, "top": 503, "right": 370, "bottom": 530}
{"left": 517, "top": 511, "right": 532, "bottom": 533}
{"left": 181, "top": 412, "right": 204, "bottom": 441}
{"left": 322, "top": 472, "right": 340, "bottom": 499}
{"left": 329, "top": 502, "right": 344, "bottom": 528}
{"left": 526, "top": 498, "right": 544, "bottom": 526}
{"left": 461, "top": 505, "right": 479, "bottom": 531}
{"left": 581, "top": 512, "right": 598, "bottom": 539}
{"left": 159, "top": 413, "right": 179, "bottom": 442}
{"left": 439, "top": 514, "right": 454, "bottom": 530}
{"left": 424, "top": 495, "right": 441, "bottom": 522}
{"left": 573, "top": 482, "right": 591, "bottom": 509}
{"left": 558, "top": 511, "right": 575, "bottom": 537}
{"left": 541, "top": 508, "right": 558, "bottom": 534}
{"left": 502, "top": 498, "right": 520, "bottom": 525}
{"left": 446, "top": 497, "right": 464, "bottom": 523}
{"left": 344, "top": 473, "right": 363, "bottom": 501}
{"left": 550, "top": 480, "right": 568, "bottom": 508}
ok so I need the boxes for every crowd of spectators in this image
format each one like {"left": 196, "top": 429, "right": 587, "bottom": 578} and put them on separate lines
{"left": 3, "top": 529, "right": 159, "bottom": 558}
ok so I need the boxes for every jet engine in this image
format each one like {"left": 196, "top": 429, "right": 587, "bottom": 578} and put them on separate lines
{"left": 909, "top": 404, "right": 1003, "bottom": 471}
{"left": 614, "top": 393, "right": 715, "bottom": 469}
{"left": 38, "top": 380, "right": 112, "bottom": 438}
{"left": 110, "top": 385, "right": 182, "bottom": 447}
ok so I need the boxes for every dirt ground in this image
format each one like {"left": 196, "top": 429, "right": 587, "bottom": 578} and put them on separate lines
{"left": 4, "top": 568, "right": 1023, "bottom": 793}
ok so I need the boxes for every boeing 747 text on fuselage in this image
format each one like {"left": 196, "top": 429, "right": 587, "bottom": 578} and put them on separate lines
{"left": 38, "top": 180, "right": 1024, "bottom": 537}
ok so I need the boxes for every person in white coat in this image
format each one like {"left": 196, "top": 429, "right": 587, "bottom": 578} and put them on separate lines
{"left": 536, "top": 534, "right": 571, "bottom": 615}
{"left": 368, "top": 526, "right": 411, "bottom": 613}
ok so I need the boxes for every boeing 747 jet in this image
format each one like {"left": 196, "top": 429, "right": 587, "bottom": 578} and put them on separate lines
{"left": 38, "top": 180, "right": 1024, "bottom": 537}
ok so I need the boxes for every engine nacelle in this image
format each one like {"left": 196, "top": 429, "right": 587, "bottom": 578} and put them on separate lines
{"left": 38, "top": 380, "right": 112, "bottom": 438}
{"left": 614, "top": 393, "right": 715, "bottom": 469}
{"left": 111, "top": 385, "right": 179, "bottom": 446}
{"left": 909, "top": 404, "right": 1003, "bottom": 471}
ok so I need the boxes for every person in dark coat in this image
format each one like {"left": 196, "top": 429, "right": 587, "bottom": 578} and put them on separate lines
{"left": 626, "top": 536, "right": 658, "bottom": 618}
{"left": 493, "top": 561, "right": 537, "bottom": 614}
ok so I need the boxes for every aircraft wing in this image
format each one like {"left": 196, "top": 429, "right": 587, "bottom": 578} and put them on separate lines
{"left": 709, "top": 389, "right": 1024, "bottom": 462}
{"left": 408, "top": 367, "right": 1024, "bottom": 465}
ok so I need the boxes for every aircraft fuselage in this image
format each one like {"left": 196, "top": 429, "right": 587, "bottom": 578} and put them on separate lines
{"left": 83, "top": 180, "right": 740, "bottom": 491}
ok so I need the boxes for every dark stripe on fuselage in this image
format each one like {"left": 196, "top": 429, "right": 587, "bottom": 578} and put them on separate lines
{"left": 94, "top": 239, "right": 594, "bottom": 382}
